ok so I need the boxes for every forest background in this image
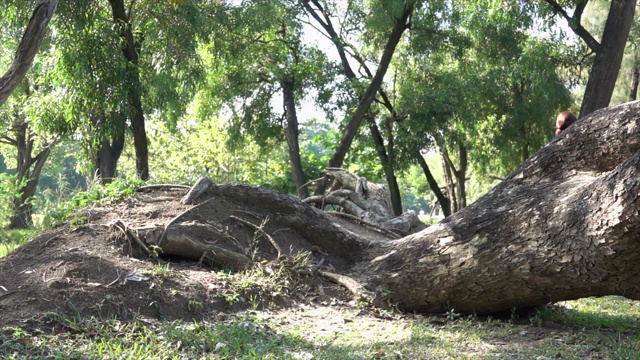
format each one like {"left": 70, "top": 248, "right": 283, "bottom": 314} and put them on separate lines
{"left": 0, "top": 0, "right": 637, "bottom": 230}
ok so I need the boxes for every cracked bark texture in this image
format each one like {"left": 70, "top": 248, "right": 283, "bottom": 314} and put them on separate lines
{"left": 357, "top": 101, "right": 640, "bottom": 314}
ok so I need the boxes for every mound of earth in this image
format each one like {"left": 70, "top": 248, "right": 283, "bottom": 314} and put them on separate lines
{"left": 0, "top": 183, "right": 390, "bottom": 327}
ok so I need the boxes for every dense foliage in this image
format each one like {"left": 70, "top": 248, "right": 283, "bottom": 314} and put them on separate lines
{"left": 0, "top": 0, "right": 636, "bottom": 228}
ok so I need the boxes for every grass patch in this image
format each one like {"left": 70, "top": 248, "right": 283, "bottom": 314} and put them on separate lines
{"left": 1, "top": 297, "right": 639, "bottom": 359}
{"left": 0, "top": 229, "right": 37, "bottom": 258}
{"left": 542, "top": 296, "right": 640, "bottom": 332}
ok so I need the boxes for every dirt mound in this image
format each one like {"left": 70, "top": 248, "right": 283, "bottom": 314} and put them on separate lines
{"left": 0, "top": 185, "right": 369, "bottom": 327}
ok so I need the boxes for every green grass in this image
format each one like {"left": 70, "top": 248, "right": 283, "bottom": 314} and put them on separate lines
{"left": 0, "top": 229, "right": 37, "bottom": 258}
{"left": 2, "top": 296, "right": 639, "bottom": 359}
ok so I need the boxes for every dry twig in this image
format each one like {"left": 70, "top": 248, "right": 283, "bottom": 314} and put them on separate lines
{"left": 229, "top": 215, "right": 283, "bottom": 259}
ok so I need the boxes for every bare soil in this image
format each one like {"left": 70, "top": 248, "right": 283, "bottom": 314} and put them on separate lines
{"left": 0, "top": 186, "right": 358, "bottom": 327}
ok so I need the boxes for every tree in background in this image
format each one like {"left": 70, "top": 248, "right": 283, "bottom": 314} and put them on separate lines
{"left": 53, "top": 0, "right": 212, "bottom": 183}
{"left": 0, "top": 0, "right": 58, "bottom": 107}
{"left": 542, "top": 0, "right": 637, "bottom": 117}
{"left": 201, "top": 0, "right": 335, "bottom": 199}
{"left": 396, "top": 0, "right": 573, "bottom": 215}
{"left": 305, "top": 0, "right": 414, "bottom": 211}
{"left": 0, "top": 3, "right": 70, "bottom": 229}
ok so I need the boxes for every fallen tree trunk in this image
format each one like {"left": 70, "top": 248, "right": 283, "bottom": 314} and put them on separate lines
{"left": 125, "top": 101, "right": 640, "bottom": 315}
{"left": 357, "top": 100, "right": 640, "bottom": 314}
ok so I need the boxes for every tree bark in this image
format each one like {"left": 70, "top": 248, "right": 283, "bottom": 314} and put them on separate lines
{"left": 108, "top": 0, "right": 149, "bottom": 181}
{"left": 313, "top": 4, "right": 413, "bottom": 195}
{"left": 629, "top": 62, "right": 639, "bottom": 101}
{"left": 0, "top": 0, "right": 59, "bottom": 107}
{"left": 281, "top": 77, "right": 310, "bottom": 199}
{"left": 368, "top": 117, "right": 402, "bottom": 216}
{"left": 579, "top": 0, "right": 636, "bottom": 117}
{"left": 357, "top": 101, "right": 640, "bottom": 314}
{"left": 415, "top": 150, "right": 451, "bottom": 217}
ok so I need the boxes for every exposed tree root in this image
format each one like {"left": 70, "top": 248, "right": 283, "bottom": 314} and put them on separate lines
{"left": 230, "top": 215, "right": 283, "bottom": 259}
{"left": 158, "top": 197, "right": 215, "bottom": 249}
{"left": 326, "top": 211, "right": 401, "bottom": 238}
{"left": 110, "top": 220, "right": 150, "bottom": 256}
{"left": 136, "top": 184, "right": 191, "bottom": 192}
{"left": 318, "top": 270, "right": 376, "bottom": 304}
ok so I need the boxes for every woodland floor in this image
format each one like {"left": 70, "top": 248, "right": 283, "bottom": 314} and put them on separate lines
{"left": 0, "top": 186, "right": 373, "bottom": 327}
{"left": 1, "top": 186, "right": 638, "bottom": 358}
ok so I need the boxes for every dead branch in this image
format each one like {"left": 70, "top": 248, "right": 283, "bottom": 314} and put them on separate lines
{"left": 136, "top": 184, "right": 191, "bottom": 192}
{"left": 326, "top": 211, "right": 401, "bottom": 238}
{"left": 318, "top": 270, "right": 376, "bottom": 304}
{"left": 110, "top": 220, "right": 150, "bottom": 256}
{"left": 157, "top": 197, "right": 215, "bottom": 249}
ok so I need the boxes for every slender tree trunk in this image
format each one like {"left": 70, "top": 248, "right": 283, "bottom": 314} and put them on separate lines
{"left": 368, "top": 117, "right": 402, "bottom": 216}
{"left": 108, "top": 0, "right": 149, "bottom": 180}
{"left": 579, "top": 0, "right": 636, "bottom": 117}
{"left": 0, "top": 0, "right": 59, "bottom": 107}
{"left": 440, "top": 146, "right": 457, "bottom": 213}
{"left": 629, "top": 62, "right": 639, "bottom": 101}
{"left": 281, "top": 78, "right": 309, "bottom": 199}
{"left": 415, "top": 150, "right": 451, "bottom": 217}
{"left": 303, "top": 0, "right": 407, "bottom": 210}
{"left": 455, "top": 142, "right": 467, "bottom": 210}
{"left": 313, "top": 4, "right": 413, "bottom": 195}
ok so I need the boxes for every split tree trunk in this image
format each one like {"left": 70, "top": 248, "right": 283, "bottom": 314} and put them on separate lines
{"left": 7, "top": 124, "right": 53, "bottom": 229}
{"left": 415, "top": 150, "right": 451, "bottom": 217}
{"left": 368, "top": 117, "right": 402, "bottom": 216}
{"left": 303, "top": 0, "right": 407, "bottom": 210}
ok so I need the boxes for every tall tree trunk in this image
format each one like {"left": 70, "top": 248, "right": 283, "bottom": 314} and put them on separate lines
{"left": 455, "top": 142, "right": 467, "bottom": 210}
{"left": 108, "top": 0, "right": 149, "bottom": 180}
{"left": 579, "top": 0, "right": 636, "bottom": 117}
{"left": 368, "top": 117, "right": 402, "bottom": 216}
{"left": 281, "top": 78, "right": 309, "bottom": 199}
{"left": 6, "top": 124, "right": 53, "bottom": 229}
{"left": 415, "top": 150, "right": 451, "bottom": 217}
{"left": 0, "top": 0, "right": 59, "bottom": 107}
{"left": 440, "top": 146, "right": 458, "bottom": 213}
{"left": 629, "top": 62, "right": 639, "bottom": 101}
{"left": 313, "top": 4, "right": 413, "bottom": 195}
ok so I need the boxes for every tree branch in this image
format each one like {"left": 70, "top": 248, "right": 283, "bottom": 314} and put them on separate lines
{"left": 315, "top": 4, "right": 413, "bottom": 194}
{"left": 0, "top": 0, "right": 59, "bottom": 107}
{"left": 543, "top": 0, "right": 600, "bottom": 52}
